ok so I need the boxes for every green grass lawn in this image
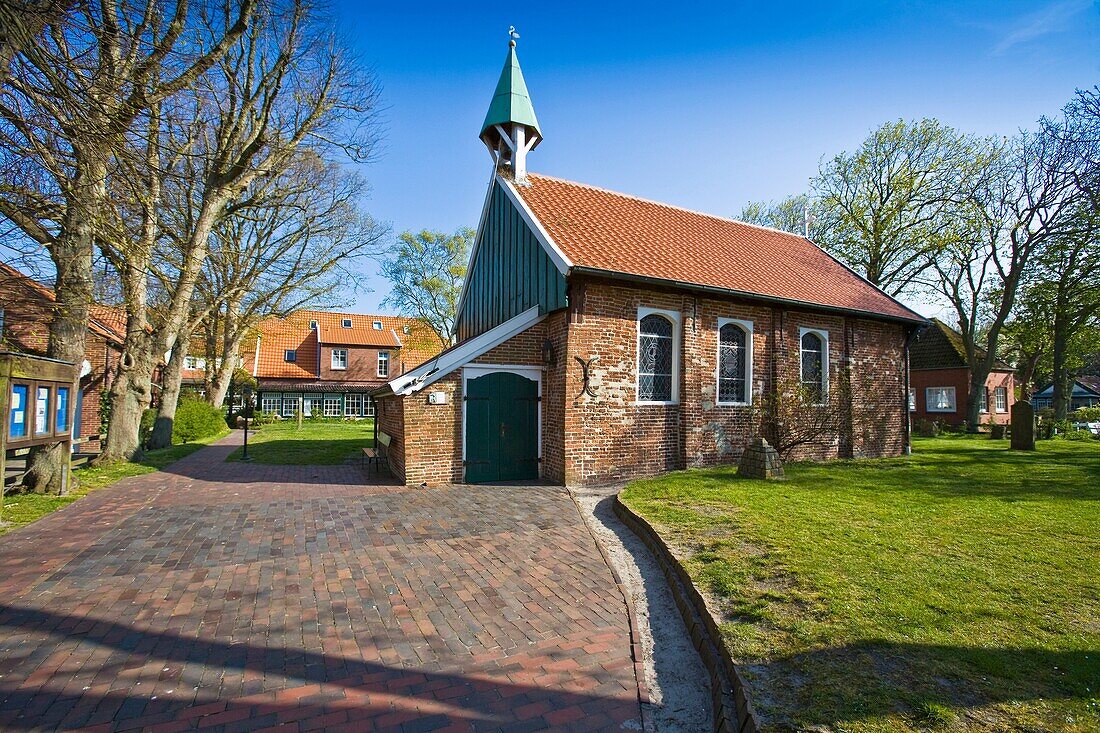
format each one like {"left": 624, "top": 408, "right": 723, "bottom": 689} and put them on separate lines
{"left": 0, "top": 429, "right": 229, "bottom": 536}
{"left": 225, "top": 419, "right": 376, "bottom": 464}
{"left": 620, "top": 435, "right": 1100, "bottom": 732}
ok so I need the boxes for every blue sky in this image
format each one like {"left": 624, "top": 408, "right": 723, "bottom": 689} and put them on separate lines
{"left": 341, "top": 0, "right": 1100, "bottom": 316}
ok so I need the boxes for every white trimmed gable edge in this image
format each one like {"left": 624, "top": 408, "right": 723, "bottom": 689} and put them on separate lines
{"left": 450, "top": 174, "right": 572, "bottom": 339}
{"left": 388, "top": 306, "right": 545, "bottom": 396}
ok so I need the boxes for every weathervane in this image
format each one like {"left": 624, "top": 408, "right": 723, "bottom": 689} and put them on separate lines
{"left": 508, "top": 25, "right": 520, "bottom": 46}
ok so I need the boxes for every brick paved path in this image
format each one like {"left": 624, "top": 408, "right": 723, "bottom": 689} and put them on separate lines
{"left": 0, "top": 432, "right": 642, "bottom": 732}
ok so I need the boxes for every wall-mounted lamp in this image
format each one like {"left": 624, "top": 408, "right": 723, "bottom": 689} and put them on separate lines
{"left": 541, "top": 338, "right": 555, "bottom": 366}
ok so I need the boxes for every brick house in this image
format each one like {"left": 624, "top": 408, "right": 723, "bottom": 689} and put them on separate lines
{"left": 371, "top": 42, "right": 927, "bottom": 487}
{"left": 251, "top": 309, "right": 443, "bottom": 419}
{"left": 0, "top": 262, "right": 126, "bottom": 450}
{"left": 909, "top": 319, "right": 1015, "bottom": 427}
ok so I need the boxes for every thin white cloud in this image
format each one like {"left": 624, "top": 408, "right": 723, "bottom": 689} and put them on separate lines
{"left": 992, "top": 0, "right": 1095, "bottom": 55}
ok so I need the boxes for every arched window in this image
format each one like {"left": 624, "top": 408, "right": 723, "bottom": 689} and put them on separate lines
{"left": 718, "top": 322, "right": 749, "bottom": 404}
{"left": 638, "top": 313, "right": 674, "bottom": 402}
{"left": 800, "top": 330, "right": 826, "bottom": 403}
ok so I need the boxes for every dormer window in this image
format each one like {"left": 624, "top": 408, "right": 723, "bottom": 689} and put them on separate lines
{"left": 342, "top": 318, "right": 352, "bottom": 328}
{"left": 372, "top": 321, "right": 382, "bottom": 330}
{"left": 284, "top": 349, "right": 296, "bottom": 363}
{"left": 309, "top": 320, "right": 318, "bottom": 330}
{"left": 402, "top": 325, "right": 410, "bottom": 334}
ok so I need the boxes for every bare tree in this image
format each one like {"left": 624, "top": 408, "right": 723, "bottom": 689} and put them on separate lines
{"left": 98, "top": 0, "right": 381, "bottom": 461}
{"left": 927, "top": 114, "right": 1096, "bottom": 429}
{"left": 144, "top": 157, "right": 385, "bottom": 450}
{"left": 0, "top": 0, "right": 256, "bottom": 491}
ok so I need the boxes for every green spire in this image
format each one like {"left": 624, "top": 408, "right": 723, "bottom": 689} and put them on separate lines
{"left": 479, "top": 41, "right": 541, "bottom": 148}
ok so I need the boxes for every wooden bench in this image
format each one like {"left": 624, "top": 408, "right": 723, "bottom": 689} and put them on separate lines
{"left": 362, "top": 431, "right": 391, "bottom": 475}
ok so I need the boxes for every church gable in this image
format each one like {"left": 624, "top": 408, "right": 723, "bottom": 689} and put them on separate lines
{"left": 455, "top": 180, "right": 568, "bottom": 342}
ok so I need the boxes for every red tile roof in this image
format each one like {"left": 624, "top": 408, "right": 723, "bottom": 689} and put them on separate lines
{"left": 514, "top": 174, "right": 924, "bottom": 323}
{"left": 0, "top": 262, "right": 126, "bottom": 343}
{"left": 253, "top": 309, "right": 445, "bottom": 379}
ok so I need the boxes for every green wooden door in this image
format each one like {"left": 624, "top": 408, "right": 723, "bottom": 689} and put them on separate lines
{"left": 465, "top": 372, "right": 539, "bottom": 483}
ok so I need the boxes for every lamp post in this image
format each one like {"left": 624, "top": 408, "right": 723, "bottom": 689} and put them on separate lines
{"left": 241, "top": 386, "right": 254, "bottom": 461}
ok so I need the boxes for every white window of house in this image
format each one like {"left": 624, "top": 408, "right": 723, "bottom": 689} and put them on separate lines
{"left": 331, "top": 348, "right": 348, "bottom": 370}
{"left": 926, "top": 387, "right": 956, "bottom": 413}
{"left": 309, "top": 319, "right": 318, "bottom": 330}
{"left": 994, "top": 386, "right": 1008, "bottom": 412}
{"left": 377, "top": 351, "right": 389, "bottom": 377}
{"left": 345, "top": 393, "right": 362, "bottom": 416}
{"left": 799, "top": 328, "right": 829, "bottom": 404}
{"left": 342, "top": 318, "right": 352, "bottom": 328}
{"left": 281, "top": 395, "right": 299, "bottom": 417}
{"left": 261, "top": 394, "right": 280, "bottom": 414}
{"left": 909, "top": 388, "right": 916, "bottom": 412}
{"left": 365, "top": 395, "right": 376, "bottom": 417}
{"left": 324, "top": 394, "right": 342, "bottom": 417}
{"left": 284, "top": 349, "right": 296, "bottom": 363}
{"left": 184, "top": 356, "right": 198, "bottom": 370}
{"left": 303, "top": 395, "right": 322, "bottom": 416}
{"left": 637, "top": 307, "right": 680, "bottom": 404}
{"left": 979, "top": 387, "right": 989, "bottom": 413}
{"left": 717, "top": 318, "right": 752, "bottom": 405}
{"left": 372, "top": 320, "right": 382, "bottom": 330}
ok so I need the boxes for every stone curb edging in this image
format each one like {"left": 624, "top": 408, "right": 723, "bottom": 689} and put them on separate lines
{"left": 565, "top": 490, "right": 652, "bottom": 729}
{"left": 613, "top": 495, "right": 761, "bottom": 733}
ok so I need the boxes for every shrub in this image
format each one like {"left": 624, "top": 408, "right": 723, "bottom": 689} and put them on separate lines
{"left": 1072, "top": 406, "right": 1100, "bottom": 422}
{"left": 139, "top": 408, "right": 156, "bottom": 447}
{"left": 173, "top": 397, "right": 226, "bottom": 444}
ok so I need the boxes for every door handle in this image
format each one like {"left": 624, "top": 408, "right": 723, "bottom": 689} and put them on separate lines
{"left": 500, "top": 423, "right": 507, "bottom": 438}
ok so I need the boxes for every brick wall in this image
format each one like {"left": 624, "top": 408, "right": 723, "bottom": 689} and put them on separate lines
{"left": 561, "top": 278, "right": 909, "bottom": 485}
{"left": 912, "top": 367, "right": 1015, "bottom": 427}
{"left": 319, "top": 344, "right": 393, "bottom": 382}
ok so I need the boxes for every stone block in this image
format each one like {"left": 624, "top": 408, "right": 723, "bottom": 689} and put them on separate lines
{"left": 737, "top": 437, "right": 784, "bottom": 479}
{"left": 1011, "top": 401, "right": 1035, "bottom": 451}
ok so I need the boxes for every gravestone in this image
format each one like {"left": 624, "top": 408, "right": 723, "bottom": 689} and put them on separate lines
{"left": 738, "top": 436, "right": 784, "bottom": 479}
{"left": 1010, "top": 401, "right": 1035, "bottom": 451}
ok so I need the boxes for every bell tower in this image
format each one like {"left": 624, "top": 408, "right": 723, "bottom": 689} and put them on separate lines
{"left": 479, "top": 28, "right": 541, "bottom": 185}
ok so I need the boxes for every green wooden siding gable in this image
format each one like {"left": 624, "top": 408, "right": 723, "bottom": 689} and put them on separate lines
{"left": 456, "top": 182, "right": 568, "bottom": 342}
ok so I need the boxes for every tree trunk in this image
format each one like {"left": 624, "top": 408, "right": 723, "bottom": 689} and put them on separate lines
{"left": 22, "top": 163, "right": 100, "bottom": 494}
{"left": 96, "top": 347, "right": 156, "bottom": 463}
{"left": 965, "top": 369, "right": 985, "bottom": 431}
{"left": 148, "top": 330, "right": 190, "bottom": 450}
{"left": 1051, "top": 310, "right": 1071, "bottom": 420}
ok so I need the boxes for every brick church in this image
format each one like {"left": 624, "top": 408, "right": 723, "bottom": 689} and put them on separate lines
{"left": 373, "top": 39, "right": 926, "bottom": 487}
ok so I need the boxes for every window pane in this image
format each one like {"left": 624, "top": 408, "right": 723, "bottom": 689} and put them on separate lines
{"left": 34, "top": 386, "right": 50, "bottom": 435}
{"left": 718, "top": 324, "right": 747, "bottom": 403}
{"left": 324, "top": 396, "right": 341, "bottom": 417}
{"left": 9, "top": 384, "right": 28, "bottom": 438}
{"left": 638, "top": 314, "right": 674, "bottom": 402}
{"left": 56, "top": 387, "right": 70, "bottom": 432}
{"left": 346, "top": 393, "right": 362, "bottom": 416}
{"left": 282, "top": 396, "right": 299, "bottom": 416}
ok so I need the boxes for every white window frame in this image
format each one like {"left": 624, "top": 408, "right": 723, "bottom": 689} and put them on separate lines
{"left": 341, "top": 318, "right": 353, "bottom": 328}
{"left": 909, "top": 388, "right": 916, "bottom": 412}
{"left": 184, "top": 356, "right": 198, "bottom": 370}
{"left": 309, "top": 319, "right": 318, "bottom": 330}
{"left": 715, "top": 317, "right": 753, "bottom": 406}
{"left": 281, "top": 394, "right": 299, "bottom": 417}
{"left": 636, "top": 306, "right": 681, "bottom": 405}
{"left": 323, "top": 394, "right": 342, "bottom": 417}
{"left": 925, "top": 386, "right": 957, "bottom": 413}
{"left": 284, "top": 349, "right": 296, "bottom": 363}
{"left": 365, "top": 395, "right": 376, "bottom": 417}
{"left": 331, "top": 348, "right": 348, "bottom": 370}
{"left": 979, "top": 387, "right": 989, "bottom": 413}
{"left": 799, "top": 327, "right": 830, "bottom": 405}
{"left": 377, "top": 351, "right": 390, "bottom": 378}
{"left": 260, "top": 394, "right": 280, "bottom": 414}
{"left": 303, "top": 395, "right": 322, "bottom": 416}
{"left": 372, "top": 320, "right": 382, "bottom": 330}
{"left": 994, "top": 386, "right": 1008, "bottom": 413}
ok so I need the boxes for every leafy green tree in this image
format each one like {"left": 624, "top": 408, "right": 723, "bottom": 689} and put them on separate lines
{"left": 738, "top": 194, "right": 827, "bottom": 241}
{"left": 381, "top": 228, "right": 474, "bottom": 345}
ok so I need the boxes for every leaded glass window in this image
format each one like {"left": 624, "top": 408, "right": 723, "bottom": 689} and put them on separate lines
{"left": 718, "top": 323, "right": 748, "bottom": 403}
{"left": 800, "top": 331, "right": 825, "bottom": 403}
{"left": 638, "top": 314, "right": 674, "bottom": 402}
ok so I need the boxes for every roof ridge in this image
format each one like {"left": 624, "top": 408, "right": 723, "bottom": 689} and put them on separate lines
{"left": 527, "top": 172, "right": 813, "bottom": 242}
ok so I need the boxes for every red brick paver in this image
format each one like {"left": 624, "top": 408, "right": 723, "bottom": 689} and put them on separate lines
{"left": 0, "top": 432, "right": 642, "bottom": 731}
